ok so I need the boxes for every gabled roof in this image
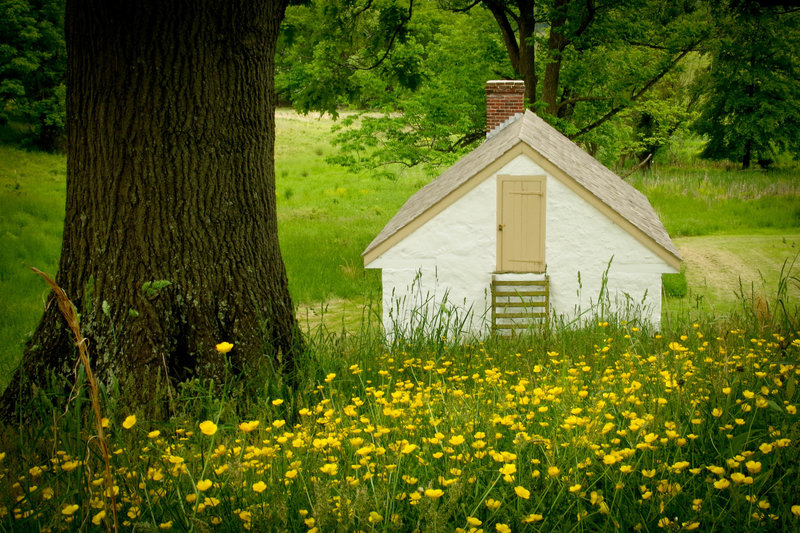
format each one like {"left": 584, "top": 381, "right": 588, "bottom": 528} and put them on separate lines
{"left": 363, "top": 110, "right": 681, "bottom": 269}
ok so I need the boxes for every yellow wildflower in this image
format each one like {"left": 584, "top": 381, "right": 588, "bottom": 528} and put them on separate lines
{"left": 449, "top": 435, "right": 465, "bottom": 446}
{"left": 62, "top": 504, "right": 79, "bottom": 515}
{"left": 199, "top": 420, "right": 217, "bottom": 436}
{"left": 215, "top": 342, "right": 233, "bottom": 353}
{"left": 401, "top": 443, "right": 418, "bottom": 454}
{"left": 730, "top": 472, "right": 746, "bottom": 484}
{"left": 320, "top": 463, "right": 338, "bottom": 476}
{"left": 514, "top": 485, "right": 531, "bottom": 499}
{"left": 61, "top": 460, "right": 80, "bottom": 472}
{"left": 196, "top": 479, "right": 212, "bottom": 491}
{"left": 122, "top": 415, "right": 137, "bottom": 429}
{"left": 499, "top": 463, "right": 517, "bottom": 476}
{"left": 424, "top": 488, "right": 444, "bottom": 499}
{"left": 713, "top": 478, "right": 730, "bottom": 490}
{"left": 238, "top": 420, "right": 260, "bottom": 432}
{"left": 486, "top": 498, "right": 501, "bottom": 510}
{"left": 252, "top": 481, "right": 267, "bottom": 493}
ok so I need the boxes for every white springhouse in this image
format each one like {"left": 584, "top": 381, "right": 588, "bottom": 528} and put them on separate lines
{"left": 363, "top": 81, "right": 681, "bottom": 336}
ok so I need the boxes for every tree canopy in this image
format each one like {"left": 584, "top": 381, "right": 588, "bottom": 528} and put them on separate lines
{"left": 2, "top": 0, "right": 800, "bottom": 164}
{"left": 274, "top": 0, "right": 799, "bottom": 170}
{"left": 0, "top": 0, "right": 66, "bottom": 150}
{"left": 693, "top": 1, "right": 800, "bottom": 169}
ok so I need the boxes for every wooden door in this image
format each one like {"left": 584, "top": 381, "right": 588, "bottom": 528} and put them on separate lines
{"left": 497, "top": 175, "right": 546, "bottom": 272}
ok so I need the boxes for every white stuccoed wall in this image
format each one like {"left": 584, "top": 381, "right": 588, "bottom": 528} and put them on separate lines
{"left": 369, "top": 154, "right": 677, "bottom": 337}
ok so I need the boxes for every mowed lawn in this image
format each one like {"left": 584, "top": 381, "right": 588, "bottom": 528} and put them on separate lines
{"left": 675, "top": 234, "right": 800, "bottom": 315}
{"left": 1, "top": 110, "right": 799, "bottom": 384}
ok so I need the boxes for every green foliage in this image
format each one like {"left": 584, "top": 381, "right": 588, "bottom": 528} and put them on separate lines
{"left": 0, "top": 0, "right": 66, "bottom": 151}
{"left": 277, "top": 0, "right": 421, "bottom": 115}
{"left": 316, "top": 0, "right": 711, "bottom": 170}
{"left": 663, "top": 270, "right": 688, "bottom": 298}
{"left": 327, "top": 7, "right": 511, "bottom": 172}
{"left": 141, "top": 280, "right": 172, "bottom": 298}
{"left": 693, "top": 2, "right": 800, "bottom": 169}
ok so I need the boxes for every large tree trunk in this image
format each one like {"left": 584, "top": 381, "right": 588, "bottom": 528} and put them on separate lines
{"left": 1, "top": 0, "right": 301, "bottom": 418}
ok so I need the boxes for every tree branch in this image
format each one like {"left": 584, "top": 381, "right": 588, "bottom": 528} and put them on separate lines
{"left": 556, "top": 95, "right": 613, "bottom": 111}
{"left": 450, "top": 0, "right": 483, "bottom": 13}
{"left": 620, "top": 153, "right": 651, "bottom": 179}
{"left": 483, "top": 0, "right": 521, "bottom": 71}
{"left": 346, "top": 0, "right": 414, "bottom": 71}
{"left": 568, "top": 45, "right": 696, "bottom": 139}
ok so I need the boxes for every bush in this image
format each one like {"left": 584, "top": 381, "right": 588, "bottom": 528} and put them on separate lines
{"left": 663, "top": 270, "right": 688, "bottom": 298}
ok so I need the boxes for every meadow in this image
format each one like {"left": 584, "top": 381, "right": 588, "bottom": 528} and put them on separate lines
{"left": 2, "top": 111, "right": 799, "bottom": 374}
{"left": 2, "top": 314, "right": 799, "bottom": 531}
{"left": 1, "top": 111, "right": 799, "bottom": 531}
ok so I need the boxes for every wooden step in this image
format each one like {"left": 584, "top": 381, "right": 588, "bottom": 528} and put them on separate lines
{"left": 491, "top": 275, "right": 549, "bottom": 334}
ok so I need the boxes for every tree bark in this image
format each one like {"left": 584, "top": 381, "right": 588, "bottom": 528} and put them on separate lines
{"left": 541, "top": 0, "right": 569, "bottom": 116}
{"left": 1, "top": 0, "right": 301, "bottom": 418}
{"left": 484, "top": 0, "right": 537, "bottom": 105}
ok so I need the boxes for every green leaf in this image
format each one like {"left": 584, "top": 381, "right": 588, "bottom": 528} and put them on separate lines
{"left": 141, "top": 280, "right": 172, "bottom": 298}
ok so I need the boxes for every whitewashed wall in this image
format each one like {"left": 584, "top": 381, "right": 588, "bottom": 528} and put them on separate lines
{"left": 368, "top": 154, "right": 678, "bottom": 337}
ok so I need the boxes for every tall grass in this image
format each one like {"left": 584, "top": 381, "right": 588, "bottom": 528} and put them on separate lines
{"left": 2, "top": 295, "right": 798, "bottom": 531}
{"left": 627, "top": 167, "right": 800, "bottom": 237}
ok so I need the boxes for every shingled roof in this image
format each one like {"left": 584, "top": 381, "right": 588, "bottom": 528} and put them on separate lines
{"left": 363, "top": 110, "right": 681, "bottom": 267}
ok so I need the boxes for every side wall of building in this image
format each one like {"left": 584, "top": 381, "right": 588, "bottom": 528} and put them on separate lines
{"left": 369, "top": 154, "right": 677, "bottom": 337}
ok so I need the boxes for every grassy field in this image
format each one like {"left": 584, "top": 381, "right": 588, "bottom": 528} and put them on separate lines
{"left": 1, "top": 112, "right": 800, "bottom": 531}
{"left": 0, "top": 145, "right": 66, "bottom": 378}
{"left": 3, "top": 315, "right": 799, "bottom": 530}
{"left": 1, "top": 111, "right": 799, "bottom": 377}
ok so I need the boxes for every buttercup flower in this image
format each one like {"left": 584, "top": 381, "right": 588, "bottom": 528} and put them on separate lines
{"left": 61, "top": 504, "right": 79, "bottom": 515}
{"left": 215, "top": 342, "right": 233, "bottom": 353}
{"left": 514, "top": 485, "right": 531, "bottom": 499}
{"left": 424, "top": 488, "right": 444, "bottom": 499}
{"left": 122, "top": 415, "right": 137, "bottom": 429}
{"left": 199, "top": 420, "right": 217, "bottom": 436}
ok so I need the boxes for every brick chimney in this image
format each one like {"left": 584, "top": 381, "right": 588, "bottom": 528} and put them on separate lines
{"left": 486, "top": 80, "right": 525, "bottom": 138}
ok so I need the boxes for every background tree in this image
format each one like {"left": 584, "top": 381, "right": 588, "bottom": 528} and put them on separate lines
{"left": 285, "top": 0, "right": 710, "bottom": 170}
{"left": 325, "top": 6, "right": 514, "bottom": 172}
{"left": 276, "top": 0, "right": 419, "bottom": 115}
{"left": 693, "top": 1, "right": 800, "bottom": 169}
{"left": 1, "top": 0, "right": 302, "bottom": 418}
{"left": 0, "top": 0, "right": 66, "bottom": 150}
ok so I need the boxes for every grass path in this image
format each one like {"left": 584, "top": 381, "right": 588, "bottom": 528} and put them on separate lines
{"left": 672, "top": 233, "right": 799, "bottom": 314}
